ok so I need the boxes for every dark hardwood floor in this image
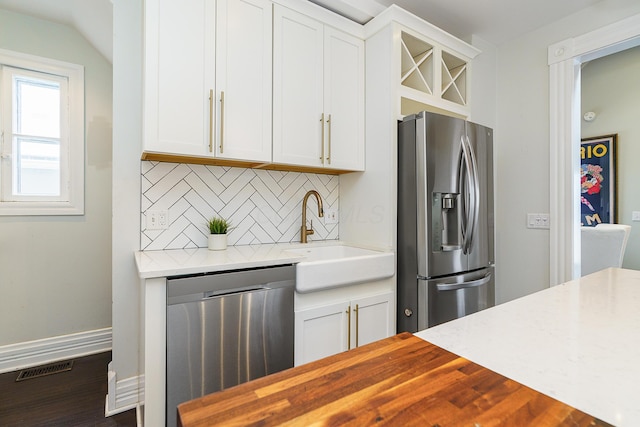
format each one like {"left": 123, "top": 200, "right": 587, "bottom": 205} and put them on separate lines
{"left": 0, "top": 352, "right": 137, "bottom": 426}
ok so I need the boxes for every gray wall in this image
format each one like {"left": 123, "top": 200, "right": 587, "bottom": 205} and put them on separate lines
{"left": 582, "top": 46, "right": 640, "bottom": 269}
{"left": 0, "top": 9, "right": 113, "bottom": 346}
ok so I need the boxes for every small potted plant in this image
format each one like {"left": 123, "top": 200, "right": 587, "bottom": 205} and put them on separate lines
{"left": 206, "top": 216, "right": 231, "bottom": 250}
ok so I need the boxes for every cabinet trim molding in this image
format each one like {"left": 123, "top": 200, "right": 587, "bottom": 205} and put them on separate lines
{"left": 364, "top": 5, "right": 480, "bottom": 60}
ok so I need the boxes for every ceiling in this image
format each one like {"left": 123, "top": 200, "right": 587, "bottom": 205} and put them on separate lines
{"left": 313, "top": 0, "right": 602, "bottom": 45}
{"left": 0, "top": 0, "right": 113, "bottom": 62}
{"left": 0, "top": 0, "right": 604, "bottom": 63}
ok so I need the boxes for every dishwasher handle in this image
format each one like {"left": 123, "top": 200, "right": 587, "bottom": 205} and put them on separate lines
{"left": 167, "top": 264, "right": 295, "bottom": 299}
{"left": 203, "top": 285, "right": 270, "bottom": 299}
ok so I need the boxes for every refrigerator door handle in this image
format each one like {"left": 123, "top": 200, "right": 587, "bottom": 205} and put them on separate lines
{"left": 435, "top": 273, "right": 491, "bottom": 291}
{"left": 459, "top": 135, "right": 474, "bottom": 253}
{"left": 465, "top": 134, "right": 481, "bottom": 253}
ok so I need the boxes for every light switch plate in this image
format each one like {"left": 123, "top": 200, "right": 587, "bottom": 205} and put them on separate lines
{"left": 632, "top": 211, "right": 640, "bottom": 222}
{"left": 527, "top": 213, "right": 550, "bottom": 229}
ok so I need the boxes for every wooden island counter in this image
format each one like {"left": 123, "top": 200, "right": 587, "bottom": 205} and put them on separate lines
{"left": 177, "top": 332, "right": 607, "bottom": 426}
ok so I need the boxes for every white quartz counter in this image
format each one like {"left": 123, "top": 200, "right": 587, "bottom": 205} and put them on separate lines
{"left": 416, "top": 267, "right": 640, "bottom": 426}
{"left": 134, "top": 240, "right": 346, "bottom": 279}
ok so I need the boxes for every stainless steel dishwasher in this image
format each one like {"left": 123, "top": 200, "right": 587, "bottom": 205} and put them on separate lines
{"left": 166, "top": 264, "right": 295, "bottom": 427}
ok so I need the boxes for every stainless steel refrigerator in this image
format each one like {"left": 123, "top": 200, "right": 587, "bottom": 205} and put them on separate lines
{"left": 397, "top": 111, "right": 495, "bottom": 332}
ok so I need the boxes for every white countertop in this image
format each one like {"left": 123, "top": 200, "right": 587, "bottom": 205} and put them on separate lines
{"left": 416, "top": 267, "right": 640, "bottom": 426}
{"left": 135, "top": 240, "right": 346, "bottom": 278}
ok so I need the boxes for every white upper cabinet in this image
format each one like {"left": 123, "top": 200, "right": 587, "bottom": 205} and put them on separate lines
{"left": 144, "top": 0, "right": 364, "bottom": 172}
{"left": 323, "top": 28, "right": 365, "bottom": 171}
{"left": 397, "top": 27, "right": 475, "bottom": 118}
{"left": 215, "top": 0, "right": 272, "bottom": 162}
{"left": 144, "top": 0, "right": 272, "bottom": 162}
{"left": 273, "top": 5, "right": 365, "bottom": 171}
{"left": 144, "top": 0, "right": 215, "bottom": 157}
{"left": 363, "top": 6, "right": 480, "bottom": 119}
{"left": 272, "top": 7, "right": 324, "bottom": 168}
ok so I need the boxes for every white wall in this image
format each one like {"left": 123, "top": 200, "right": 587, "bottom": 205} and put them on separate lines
{"left": 494, "top": 0, "right": 640, "bottom": 303}
{"left": 0, "top": 10, "right": 113, "bottom": 345}
{"left": 111, "top": 0, "right": 143, "bottom": 391}
{"left": 340, "top": 24, "right": 395, "bottom": 251}
{"left": 581, "top": 45, "right": 640, "bottom": 269}
{"left": 468, "top": 35, "right": 497, "bottom": 130}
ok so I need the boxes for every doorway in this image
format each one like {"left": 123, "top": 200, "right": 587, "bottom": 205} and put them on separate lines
{"left": 548, "top": 14, "right": 640, "bottom": 285}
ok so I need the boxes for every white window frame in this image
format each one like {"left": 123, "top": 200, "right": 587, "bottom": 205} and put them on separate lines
{"left": 0, "top": 48, "right": 84, "bottom": 215}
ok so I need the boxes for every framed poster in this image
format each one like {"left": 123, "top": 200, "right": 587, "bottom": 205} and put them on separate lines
{"left": 580, "top": 134, "right": 617, "bottom": 226}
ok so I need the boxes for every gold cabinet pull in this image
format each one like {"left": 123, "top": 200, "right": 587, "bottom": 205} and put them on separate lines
{"left": 319, "top": 113, "right": 325, "bottom": 164}
{"left": 354, "top": 304, "right": 359, "bottom": 347}
{"left": 345, "top": 305, "right": 351, "bottom": 350}
{"left": 208, "top": 90, "right": 214, "bottom": 152}
{"left": 219, "top": 91, "right": 225, "bottom": 153}
{"left": 326, "top": 114, "right": 332, "bottom": 164}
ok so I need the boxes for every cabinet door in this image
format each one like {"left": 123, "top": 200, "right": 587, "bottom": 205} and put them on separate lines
{"left": 273, "top": 6, "right": 324, "bottom": 167}
{"left": 144, "top": 0, "right": 215, "bottom": 157}
{"left": 294, "top": 301, "right": 349, "bottom": 366}
{"left": 215, "top": 0, "right": 272, "bottom": 162}
{"left": 440, "top": 49, "right": 468, "bottom": 107}
{"left": 352, "top": 292, "right": 394, "bottom": 348}
{"left": 323, "top": 28, "right": 365, "bottom": 171}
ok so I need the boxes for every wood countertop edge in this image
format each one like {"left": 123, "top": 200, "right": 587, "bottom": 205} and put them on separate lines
{"left": 177, "top": 333, "right": 611, "bottom": 427}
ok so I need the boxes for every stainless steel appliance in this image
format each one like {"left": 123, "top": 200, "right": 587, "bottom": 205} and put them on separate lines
{"left": 397, "top": 111, "right": 495, "bottom": 332}
{"left": 166, "top": 265, "right": 295, "bottom": 427}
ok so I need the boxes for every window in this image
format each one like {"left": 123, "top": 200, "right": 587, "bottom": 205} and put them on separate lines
{"left": 0, "top": 49, "right": 84, "bottom": 215}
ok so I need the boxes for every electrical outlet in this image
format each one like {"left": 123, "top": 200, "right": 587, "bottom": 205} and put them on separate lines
{"left": 527, "top": 213, "right": 550, "bottom": 229}
{"left": 158, "top": 211, "right": 168, "bottom": 228}
{"left": 324, "top": 208, "right": 339, "bottom": 225}
{"left": 147, "top": 210, "right": 169, "bottom": 230}
{"left": 632, "top": 211, "right": 640, "bottom": 222}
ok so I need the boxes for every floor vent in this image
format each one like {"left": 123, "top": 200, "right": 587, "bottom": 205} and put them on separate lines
{"left": 16, "top": 360, "right": 74, "bottom": 382}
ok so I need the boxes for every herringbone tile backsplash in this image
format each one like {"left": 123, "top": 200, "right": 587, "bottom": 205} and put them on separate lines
{"left": 141, "top": 161, "right": 339, "bottom": 250}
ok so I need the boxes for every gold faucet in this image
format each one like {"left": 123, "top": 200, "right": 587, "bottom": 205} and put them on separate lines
{"left": 301, "top": 190, "right": 324, "bottom": 243}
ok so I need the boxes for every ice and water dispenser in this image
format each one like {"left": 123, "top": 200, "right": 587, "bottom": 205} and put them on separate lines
{"left": 432, "top": 192, "right": 462, "bottom": 252}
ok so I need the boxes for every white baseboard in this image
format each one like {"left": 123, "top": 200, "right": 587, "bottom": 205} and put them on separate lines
{"left": 106, "top": 365, "right": 144, "bottom": 416}
{"left": 0, "top": 327, "right": 112, "bottom": 374}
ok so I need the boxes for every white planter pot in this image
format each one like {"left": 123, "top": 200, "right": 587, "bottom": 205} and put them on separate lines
{"left": 208, "top": 234, "right": 227, "bottom": 251}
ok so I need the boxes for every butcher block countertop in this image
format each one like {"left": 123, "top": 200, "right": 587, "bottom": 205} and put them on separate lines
{"left": 177, "top": 332, "right": 608, "bottom": 426}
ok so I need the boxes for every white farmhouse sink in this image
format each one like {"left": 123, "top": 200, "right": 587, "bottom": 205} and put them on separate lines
{"left": 286, "top": 244, "right": 394, "bottom": 293}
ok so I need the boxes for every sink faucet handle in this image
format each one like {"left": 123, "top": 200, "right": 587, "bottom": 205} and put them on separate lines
{"left": 308, "top": 220, "right": 314, "bottom": 235}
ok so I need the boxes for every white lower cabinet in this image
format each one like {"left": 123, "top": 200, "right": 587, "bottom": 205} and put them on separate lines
{"left": 354, "top": 293, "right": 395, "bottom": 348}
{"left": 294, "top": 290, "right": 394, "bottom": 366}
